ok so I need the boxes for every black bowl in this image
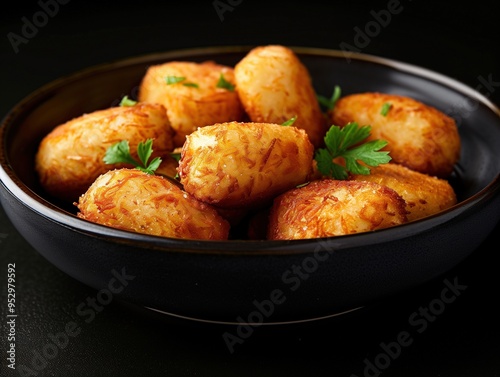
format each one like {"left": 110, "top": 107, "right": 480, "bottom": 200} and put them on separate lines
{"left": 1, "top": 46, "right": 500, "bottom": 324}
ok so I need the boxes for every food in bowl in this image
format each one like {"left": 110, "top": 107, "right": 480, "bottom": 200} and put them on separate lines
{"left": 138, "top": 60, "right": 245, "bottom": 147}
{"left": 177, "top": 121, "right": 315, "bottom": 210}
{"left": 33, "top": 44, "right": 461, "bottom": 241}
{"left": 267, "top": 179, "right": 409, "bottom": 240}
{"left": 329, "top": 92, "right": 461, "bottom": 178}
{"left": 234, "top": 44, "right": 327, "bottom": 148}
{"left": 76, "top": 168, "right": 230, "bottom": 240}
{"left": 349, "top": 162, "right": 457, "bottom": 222}
{"left": 34, "top": 102, "right": 175, "bottom": 202}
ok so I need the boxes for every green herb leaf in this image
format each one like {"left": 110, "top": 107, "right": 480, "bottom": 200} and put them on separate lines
{"left": 119, "top": 95, "right": 138, "bottom": 107}
{"left": 165, "top": 76, "right": 199, "bottom": 88}
{"left": 103, "top": 140, "right": 137, "bottom": 166}
{"left": 317, "top": 85, "right": 341, "bottom": 110}
{"left": 296, "top": 181, "right": 310, "bottom": 188}
{"left": 137, "top": 138, "right": 154, "bottom": 168}
{"left": 314, "top": 122, "right": 391, "bottom": 179}
{"left": 281, "top": 116, "right": 297, "bottom": 126}
{"left": 170, "top": 152, "right": 181, "bottom": 162}
{"left": 380, "top": 102, "right": 392, "bottom": 116}
{"left": 143, "top": 157, "right": 162, "bottom": 174}
{"left": 216, "top": 73, "right": 235, "bottom": 91}
{"left": 165, "top": 76, "right": 186, "bottom": 84}
{"left": 104, "top": 139, "right": 162, "bottom": 175}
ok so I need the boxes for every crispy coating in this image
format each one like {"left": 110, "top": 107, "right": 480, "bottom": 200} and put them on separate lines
{"left": 178, "top": 121, "right": 315, "bottom": 210}
{"left": 267, "top": 179, "right": 408, "bottom": 240}
{"left": 234, "top": 45, "right": 327, "bottom": 148}
{"left": 138, "top": 60, "right": 245, "bottom": 147}
{"left": 329, "top": 92, "right": 460, "bottom": 178}
{"left": 35, "top": 103, "right": 175, "bottom": 202}
{"left": 76, "top": 168, "right": 230, "bottom": 240}
{"left": 349, "top": 163, "right": 457, "bottom": 222}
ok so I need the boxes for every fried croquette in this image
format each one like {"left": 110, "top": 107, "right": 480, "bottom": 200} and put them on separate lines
{"left": 234, "top": 45, "right": 327, "bottom": 148}
{"left": 35, "top": 102, "right": 175, "bottom": 202}
{"left": 76, "top": 168, "right": 230, "bottom": 240}
{"left": 330, "top": 92, "right": 460, "bottom": 178}
{"left": 267, "top": 179, "right": 408, "bottom": 240}
{"left": 349, "top": 163, "right": 457, "bottom": 221}
{"left": 138, "top": 60, "right": 245, "bottom": 147}
{"left": 178, "top": 121, "right": 315, "bottom": 210}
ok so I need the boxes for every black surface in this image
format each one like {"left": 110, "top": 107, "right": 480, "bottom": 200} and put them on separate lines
{"left": 1, "top": 1, "right": 499, "bottom": 376}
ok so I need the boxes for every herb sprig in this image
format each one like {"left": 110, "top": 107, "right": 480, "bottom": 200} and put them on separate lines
{"left": 317, "top": 85, "right": 341, "bottom": 111}
{"left": 119, "top": 95, "right": 138, "bottom": 107}
{"left": 104, "top": 139, "right": 161, "bottom": 175}
{"left": 165, "top": 76, "right": 199, "bottom": 88}
{"left": 216, "top": 73, "right": 235, "bottom": 91}
{"left": 281, "top": 116, "right": 297, "bottom": 126}
{"left": 380, "top": 102, "right": 392, "bottom": 116}
{"left": 314, "top": 122, "right": 391, "bottom": 180}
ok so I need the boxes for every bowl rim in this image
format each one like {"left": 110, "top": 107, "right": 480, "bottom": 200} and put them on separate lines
{"left": 1, "top": 45, "right": 500, "bottom": 255}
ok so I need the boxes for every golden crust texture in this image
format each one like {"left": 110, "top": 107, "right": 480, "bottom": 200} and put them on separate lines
{"left": 76, "top": 168, "right": 230, "bottom": 240}
{"left": 267, "top": 179, "right": 408, "bottom": 240}
{"left": 234, "top": 45, "right": 327, "bottom": 148}
{"left": 349, "top": 163, "right": 457, "bottom": 222}
{"left": 35, "top": 103, "right": 175, "bottom": 202}
{"left": 178, "top": 121, "right": 314, "bottom": 210}
{"left": 329, "top": 92, "right": 460, "bottom": 178}
{"left": 138, "top": 60, "right": 245, "bottom": 147}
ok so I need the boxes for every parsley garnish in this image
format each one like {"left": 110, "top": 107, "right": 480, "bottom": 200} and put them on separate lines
{"left": 317, "top": 85, "right": 341, "bottom": 110}
{"left": 170, "top": 152, "right": 181, "bottom": 162}
{"left": 314, "top": 122, "right": 391, "bottom": 179}
{"left": 119, "top": 95, "right": 138, "bottom": 107}
{"left": 380, "top": 102, "right": 392, "bottom": 116}
{"left": 296, "top": 182, "right": 310, "bottom": 188}
{"left": 165, "top": 76, "right": 199, "bottom": 88}
{"left": 216, "top": 73, "right": 235, "bottom": 91}
{"left": 281, "top": 116, "right": 297, "bottom": 126}
{"left": 165, "top": 76, "right": 186, "bottom": 84}
{"left": 104, "top": 139, "right": 161, "bottom": 175}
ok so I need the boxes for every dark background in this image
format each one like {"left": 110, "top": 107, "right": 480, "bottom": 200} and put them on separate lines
{"left": 1, "top": 1, "right": 499, "bottom": 376}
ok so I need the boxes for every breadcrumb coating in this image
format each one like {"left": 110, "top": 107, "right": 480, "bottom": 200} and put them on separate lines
{"left": 268, "top": 179, "right": 408, "bottom": 240}
{"left": 76, "top": 168, "right": 230, "bottom": 240}
{"left": 35, "top": 103, "right": 175, "bottom": 202}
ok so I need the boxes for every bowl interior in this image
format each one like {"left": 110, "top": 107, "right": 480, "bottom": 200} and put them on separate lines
{"left": 1, "top": 46, "right": 500, "bottom": 238}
